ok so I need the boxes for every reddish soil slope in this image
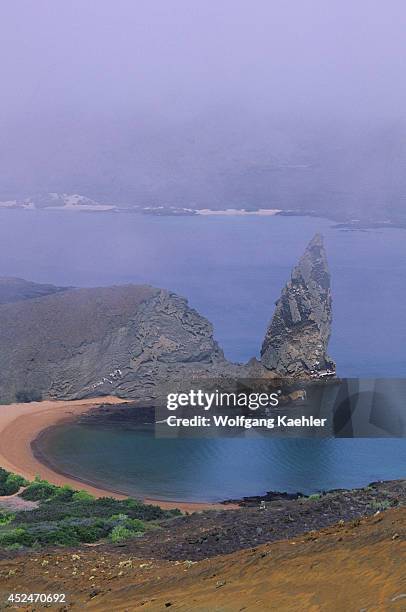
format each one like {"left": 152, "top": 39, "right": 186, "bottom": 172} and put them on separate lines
{"left": 1, "top": 507, "right": 404, "bottom": 611}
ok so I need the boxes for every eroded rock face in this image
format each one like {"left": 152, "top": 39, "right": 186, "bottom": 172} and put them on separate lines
{"left": 0, "top": 285, "right": 232, "bottom": 403}
{"left": 260, "top": 233, "right": 335, "bottom": 377}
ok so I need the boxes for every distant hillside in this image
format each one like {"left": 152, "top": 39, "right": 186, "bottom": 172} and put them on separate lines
{"left": 0, "top": 278, "right": 68, "bottom": 304}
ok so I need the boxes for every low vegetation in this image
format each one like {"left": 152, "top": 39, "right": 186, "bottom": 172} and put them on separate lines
{"left": 0, "top": 468, "right": 28, "bottom": 496}
{"left": 0, "top": 471, "right": 181, "bottom": 550}
{"left": 369, "top": 499, "right": 393, "bottom": 512}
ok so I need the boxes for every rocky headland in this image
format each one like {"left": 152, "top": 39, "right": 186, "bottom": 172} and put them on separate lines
{"left": 0, "top": 234, "right": 334, "bottom": 403}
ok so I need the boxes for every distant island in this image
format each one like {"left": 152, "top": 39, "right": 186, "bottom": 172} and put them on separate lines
{"left": 1, "top": 192, "right": 405, "bottom": 229}
{"left": 0, "top": 192, "right": 282, "bottom": 216}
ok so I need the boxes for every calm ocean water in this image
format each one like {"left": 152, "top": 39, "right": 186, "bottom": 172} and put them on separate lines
{"left": 1, "top": 209, "right": 405, "bottom": 500}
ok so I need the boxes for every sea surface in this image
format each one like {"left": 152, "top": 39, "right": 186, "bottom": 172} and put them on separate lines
{"left": 1, "top": 209, "right": 406, "bottom": 500}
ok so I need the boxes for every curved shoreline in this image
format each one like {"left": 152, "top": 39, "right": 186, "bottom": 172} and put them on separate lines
{"left": 31, "top": 424, "right": 236, "bottom": 511}
{"left": 0, "top": 398, "right": 238, "bottom": 512}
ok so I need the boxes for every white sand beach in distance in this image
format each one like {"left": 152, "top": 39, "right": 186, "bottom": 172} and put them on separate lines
{"left": 0, "top": 397, "right": 238, "bottom": 512}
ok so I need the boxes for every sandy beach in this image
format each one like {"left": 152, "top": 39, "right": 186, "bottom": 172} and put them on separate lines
{"left": 0, "top": 398, "right": 237, "bottom": 512}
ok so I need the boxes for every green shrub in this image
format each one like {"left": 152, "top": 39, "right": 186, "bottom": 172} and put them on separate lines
{"left": 370, "top": 500, "right": 392, "bottom": 511}
{"left": 75, "top": 523, "right": 109, "bottom": 543}
{"left": 15, "top": 495, "right": 179, "bottom": 526}
{"left": 118, "top": 498, "right": 181, "bottom": 520}
{"left": 122, "top": 498, "right": 141, "bottom": 509}
{"left": 0, "top": 468, "right": 9, "bottom": 483}
{"left": 71, "top": 490, "right": 94, "bottom": 502}
{"left": 109, "top": 514, "right": 145, "bottom": 532}
{"left": 20, "top": 480, "right": 95, "bottom": 503}
{"left": 0, "top": 472, "right": 177, "bottom": 550}
{"left": 8, "top": 473, "right": 28, "bottom": 487}
{"left": 5, "top": 473, "right": 28, "bottom": 493}
{"left": 125, "top": 518, "right": 145, "bottom": 532}
{"left": 110, "top": 513, "right": 129, "bottom": 522}
{"left": 0, "top": 510, "right": 15, "bottom": 525}
{"left": 20, "top": 480, "right": 57, "bottom": 501}
{"left": 52, "top": 484, "right": 75, "bottom": 502}
{"left": 110, "top": 525, "right": 135, "bottom": 543}
{"left": 27, "top": 518, "right": 111, "bottom": 547}
{"left": 4, "top": 542, "right": 23, "bottom": 551}
{"left": 0, "top": 528, "right": 34, "bottom": 547}
{"left": 0, "top": 471, "right": 28, "bottom": 496}
{"left": 43, "top": 525, "right": 81, "bottom": 546}
{"left": 0, "top": 480, "right": 18, "bottom": 496}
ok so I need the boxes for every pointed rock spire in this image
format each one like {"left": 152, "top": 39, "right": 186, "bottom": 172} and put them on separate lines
{"left": 260, "top": 233, "right": 335, "bottom": 377}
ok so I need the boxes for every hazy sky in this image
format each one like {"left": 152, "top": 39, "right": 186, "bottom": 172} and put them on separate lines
{"left": 2, "top": 0, "right": 406, "bottom": 121}
{"left": 2, "top": 1, "right": 406, "bottom": 207}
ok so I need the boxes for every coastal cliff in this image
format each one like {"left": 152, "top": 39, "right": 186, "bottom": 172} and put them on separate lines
{"left": 261, "top": 233, "right": 335, "bottom": 377}
{"left": 0, "top": 285, "right": 234, "bottom": 403}
{"left": 0, "top": 234, "right": 334, "bottom": 402}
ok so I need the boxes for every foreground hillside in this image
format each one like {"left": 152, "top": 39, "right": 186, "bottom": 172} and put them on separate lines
{"left": 1, "top": 506, "right": 404, "bottom": 611}
{"left": 0, "top": 477, "right": 404, "bottom": 610}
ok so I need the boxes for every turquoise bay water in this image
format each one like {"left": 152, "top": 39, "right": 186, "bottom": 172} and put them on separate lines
{"left": 1, "top": 210, "right": 406, "bottom": 499}
{"left": 41, "top": 426, "right": 406, "bottom": 502}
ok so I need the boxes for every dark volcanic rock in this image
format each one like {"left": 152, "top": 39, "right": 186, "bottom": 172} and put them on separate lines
{"left": 222, "top": 490, "right": 303, "bottom": 507}
{"left": 112, "top": 480, "right": 406, "bottom": 561}
{"left": 261, "top": 233, "right": 335, "bottom": 377}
